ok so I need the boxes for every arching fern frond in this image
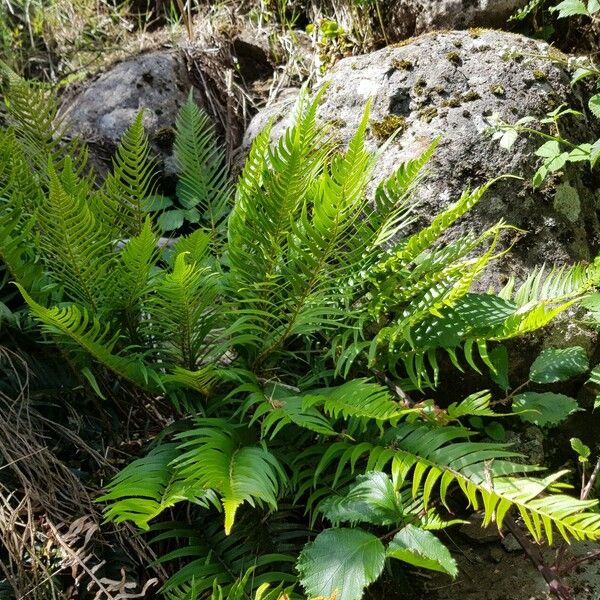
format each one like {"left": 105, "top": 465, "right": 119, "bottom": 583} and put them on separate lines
{"left": 174, "top": 419, "right": 288, "bottom": 534}
{"left": 100, "top": 443, "right": 219, "bottom": 530}
{"left": 152, "top": 515, "right": 298, "bottom": 599}
{"left": 16, "top": 285, "right": 159, "bottom": 392}
{"left": 313, "top": 422, "right": 600, "bottom": 544}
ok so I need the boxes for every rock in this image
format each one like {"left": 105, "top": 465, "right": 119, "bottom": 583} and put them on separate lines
{"left": 489, "top": 546, "right": 505, "bottom": 563}
{"left": 60, "top": 50, "right": 200, "bottom": 178}
{"left": 501, "top": 533, "right": 522, "bottom": 552}
{"left": 243, "top": 30, "right": 600, "bottom": 291}
{"left": 381, "top": 1, "right": 529, "bottom": 41}
{"left": 460, "top": 513, "right": 500, "bottom": 544}
{"left": 309, "top": 1, "right": 528, "bottom": 43}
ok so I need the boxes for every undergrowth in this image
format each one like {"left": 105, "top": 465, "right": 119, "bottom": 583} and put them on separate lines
{"left": 1, "top": 65, "right": 600, "bottom": 599}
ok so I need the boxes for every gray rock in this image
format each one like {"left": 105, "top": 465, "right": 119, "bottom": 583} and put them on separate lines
{"left": 308, "top": 1, "right": 528, "bottom": 43}
{"left": 383, "top": 1, "right": 529, "bottom": 39}
{"left": 244, "top": 30, "right": 600, "bottom": 290}
{"left": 501, "top": 533, "right": 522, "bottom": 552}
{"left": 60, "top": 50, "right": 199, "bottom": 178}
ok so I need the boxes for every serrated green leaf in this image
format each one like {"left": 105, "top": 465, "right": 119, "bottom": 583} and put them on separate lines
{"left": 158, "top": 209, "right": 185, "bottom": 231}
{"left": 386, "top": 525, "right": 457, "bottom": 577}
{"left": 570, "top": 437, "right": 591, "bottom": 462}
{"left": 589, "top": 94, "right": 600, "bottom": 119}
{"left": 551, "top": 0, "right": 589, "bottom": 17}
{"left": 529, "top": 346, "right": 589, "bottom": 383}
{"left": 512, "top": 392, "right": 580, "bottom": 426}
{"left": 297, "top": 528, "right": 385, "bottom": 600}
{"left": 318, "top": 472, "right": 403, "bottom": 526}
{"left": 536, "top": 140, "right": 562, "bottom": 158}
{"left": 568, "top": 144, "right": 592, "bottom": 162}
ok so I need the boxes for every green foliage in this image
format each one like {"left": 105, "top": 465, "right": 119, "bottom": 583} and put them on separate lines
{"left": 386, "top": 525, "right": 457, "bottom": 577}
{"left": 2, "top": 73, "right": 600, "bottom": 599}
{"left": 512, "top": 392, "right": 580, "bottom": 426}
{"left": 529, "top": 346, "right": 589, "bottom": 383}
{"left": 297, "top": 528, "right": 385, "bottom": 600}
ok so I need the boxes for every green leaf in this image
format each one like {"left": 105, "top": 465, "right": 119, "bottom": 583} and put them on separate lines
{"left": 589, "top": 94, "right": 600, "bottom": 119}
{"left": 143, "top": 194, "right": 172, "bottom": 211}
{"left": 512, "top": 392, "right": 580, "bottom": 426}
{"left": 571, "top": 67, "right": 597, "bottom": 85}
{"left": 529, "top": 346, "right": 589, "bottom": 383}
{"left": 297, "top": 528, "right": 385, "bottom": 600}
{"left": 535, "top": 140, "right": 562, "bottom": 158}
{"left": 499, "top": 129, "right": 518, "bottom": 150}
{"left": 484, "top": 421, "right": 506, "bottom": 442}
{"left": 489, "top": 345, "right": 510, "bottom": 391}
{"left": 387, "top": 525, "right": 457, "bottom": 577}
{"left": 589, "top": 0, "right": 600, "bottom": 13}
{"left": 568, "top": 144, "right": 592, "bottom": 162}
{"left": 550, "top": 0, "right": 589, "bottom": 17}
{"left": 318, "top": 472, "right": 403, "bottom": 526}
{"left": 570, "top": 437, "right": 591, "bottom": 463}
{"left": 158, "top": 209, "right": 185, "bottom": 232}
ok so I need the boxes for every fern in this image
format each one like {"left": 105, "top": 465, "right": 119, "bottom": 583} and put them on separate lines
{"left": 314, "top": 422, "right": 600, "bottom": 543}
{"left": 174, "top": 91, "right": 232, "bottom": 235}
{"left": 173, "top": 420, "right": 288, "bottom": 534}
{"left": 98, "top": 110, "right": 156, "bottom": 237}
{"left": 100, "top": 443, "right": 219, "bottom": 530}
{"left": 5, "top": 82, "right": 600, "bottom": 599}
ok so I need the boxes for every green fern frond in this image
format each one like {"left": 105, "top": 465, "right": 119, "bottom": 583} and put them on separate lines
{"left": 16, "top": 285, "right": 159, "bottom": 391}
{"left": 150, "top": 251, "right": 222, "bottom": 370}
{"left": 38, "top": 158, "right": 113, "bottom": 309}
{"left": 174, "top": 91, "right": 232, "bottom": 235}
{"left": 100, "top": 443, "right": 219, "bottom": 529}
{"left": 174, "top": 419, "right": 288, "bottom": 534}
{"left": 303, "top": 379, "right": 410, "bottom": 422}
{"left": 1, "top": 67, "right": 87, "bottom": 174}
{"left": 152, "top": 516, "right": 298, "bottom": 598}
{"left": 314, "top": 422, "right": 600, "bottom": 543}
{"left": 98, "top": 111, "right": 156, "bottom": 237}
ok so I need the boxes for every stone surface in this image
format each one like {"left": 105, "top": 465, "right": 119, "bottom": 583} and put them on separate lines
{"left": 60, "top": 50, "right": 198, "bottom": 177}
{"left": 244, "top": 30, "right": 600, "bottom": 290}
{"left": 380, "top": 0, "right": 529, "bottom": 41}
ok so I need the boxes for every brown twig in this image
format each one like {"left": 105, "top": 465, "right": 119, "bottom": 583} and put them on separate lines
{"left": 581, "top": 458, "right": 600, "bottom": 501}
{"left": 504, "top": 515, "right": 572, "bottom": 600}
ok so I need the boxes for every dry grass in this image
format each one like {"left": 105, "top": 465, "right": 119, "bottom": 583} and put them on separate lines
{"left": 0, "top": 348, "right": 162, "bottom": 599}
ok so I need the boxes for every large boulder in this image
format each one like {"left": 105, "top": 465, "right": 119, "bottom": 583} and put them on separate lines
{"left": 244, "top": 30, "right": 600, "bottom": 290}
{"left": 60, "top": 50, "right": 201, "bottom": 178}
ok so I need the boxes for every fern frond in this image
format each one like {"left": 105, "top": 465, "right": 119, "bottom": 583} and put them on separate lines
{"left": 1, "top": 67, "right": 87, "bottom": 174}
{"left": 100, "top": 443, "right": 219, "bottom": 529}
{"left": 174, "top": 419, "right": 288, "bottom": 534}
{"left": 150, "top": 251, "right": 222, "bottom": 370}
{"left": 174, "top": 91, "right": 232, "bottom": 235}
{"left": 303, "top": 379, "right": 410, "bottom": 422}
{"left": 153, "top": 516, "right": 298, "bottom": 598}
{"left": 315, "top": 422, "right": 600, "bottom": 543}
{"left": 38, "top": 158, "right": 113, "bottom": 309}
{"left": 16, "top": 285, "right": 159, "bottom": 391}
{"left": 98, "top": 111, "right": 156, "bottom": 237}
